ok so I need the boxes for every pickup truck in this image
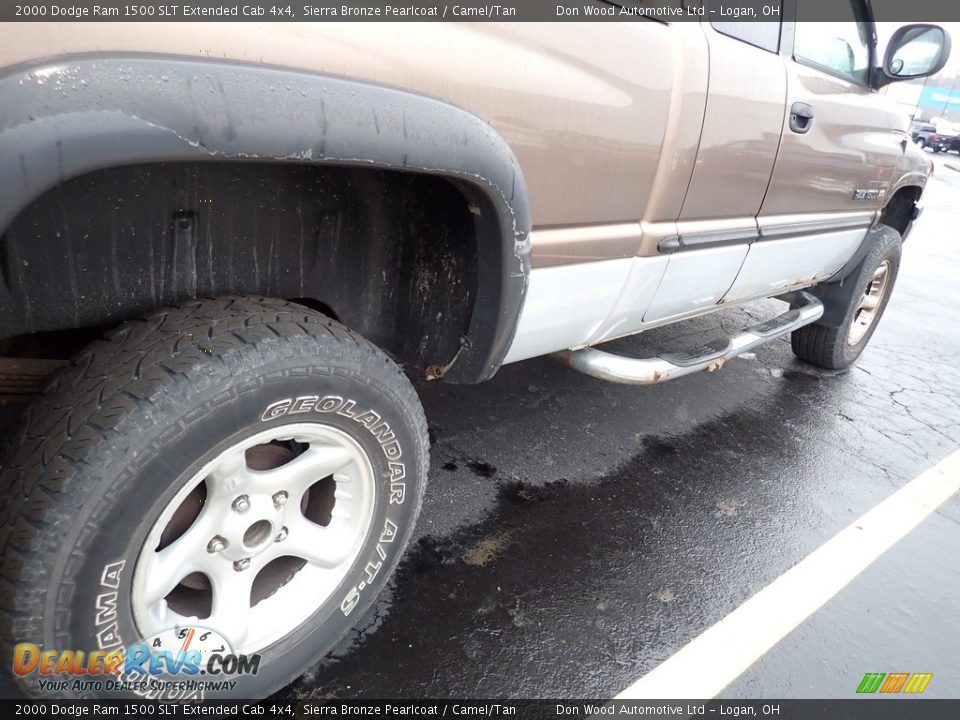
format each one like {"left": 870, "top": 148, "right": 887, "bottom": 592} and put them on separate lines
{"left": 0, "top": 9, "right": 951, "bottom": 699}
{"left": 934, "top": 122, "right": 960, "bottom": 153}
{"left": 913, "top": 119, "right": 960, "bottom": 152}
{"left": 911, "top": 120, "right": 948, "bottom": 150}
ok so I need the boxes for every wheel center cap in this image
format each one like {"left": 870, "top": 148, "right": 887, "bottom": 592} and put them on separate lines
{"left": 243, "top": 519, "right": 274, "bottom": 550}
{"left": 215, "top": 493, "right": 288, "bottom": 562}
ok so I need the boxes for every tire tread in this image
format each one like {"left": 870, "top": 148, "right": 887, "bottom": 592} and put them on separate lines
{"left": 0, "top": 297, "right": 428, "bottom": 693}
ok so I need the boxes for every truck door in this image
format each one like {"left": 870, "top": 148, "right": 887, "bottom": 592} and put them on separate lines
{"left": 722, "top": 0, "right": 904, "bottom": 304}
{"left": 638, "top": 10, "right": 788, "bottom": 324}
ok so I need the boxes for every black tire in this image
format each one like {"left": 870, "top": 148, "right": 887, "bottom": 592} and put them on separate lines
{"left": 0, "top": 297, "right": 429, "bottom": 699}
{"left": 791, "top": 230, "right": 902, "bottom": 370}
{"left": 918, "top": 138, "right": 927, "bottom": 149}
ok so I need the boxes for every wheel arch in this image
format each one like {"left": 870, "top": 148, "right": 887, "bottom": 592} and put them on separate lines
{"left": 814, "top": 224, "right": 902, "bottom": 326}
{"left": 879, "top": 184, "right": 923, "bottom": 239}
{"left": 0, "top": 54, "right": 532, "bottom": 383}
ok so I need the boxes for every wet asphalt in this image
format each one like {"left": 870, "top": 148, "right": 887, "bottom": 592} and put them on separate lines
{"left": 280, "top": 153, "right": 960, "bottom": 700}
{"left": 1, "top": 157, "right": 957, "bottom": 702}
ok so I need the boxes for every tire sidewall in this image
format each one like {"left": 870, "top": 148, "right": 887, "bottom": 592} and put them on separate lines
{"left": 837, "top": 234, "right": 901, "bottom": 365}
{"left": 36, "top": 359, "right": 423, "bottom": 700}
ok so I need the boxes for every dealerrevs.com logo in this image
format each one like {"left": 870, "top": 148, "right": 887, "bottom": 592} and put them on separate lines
{"left": 13, "top": 626, "right": 260, "bottom": 695}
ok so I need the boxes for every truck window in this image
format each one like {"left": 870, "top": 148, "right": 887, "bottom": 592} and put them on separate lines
{"left": 710, "top": 1, "right": 782, "bottom": 53}
{"left": 794, "top": 1, "right": 872, "bottom": 84}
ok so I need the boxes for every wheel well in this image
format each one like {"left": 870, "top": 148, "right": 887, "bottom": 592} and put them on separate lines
{"left": 880, "top": 186, "right": 922, "bottom": 238}
{"left": 0, "top": 162, "right": 480, "bottom": 375}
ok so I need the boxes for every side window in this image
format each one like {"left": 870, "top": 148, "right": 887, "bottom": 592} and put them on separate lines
{"left": 711, "top": 1, "right": 782, "bottom": 53}
{"left": 794, "top": 1, "right": 872, "bottom": 84}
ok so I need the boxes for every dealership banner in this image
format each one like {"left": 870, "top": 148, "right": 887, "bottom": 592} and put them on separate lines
{"left": 919, "top": 86, "right": 960, "bottom": 111}
{"left": 5, "top": 0, "right": 960, "bottom": 22}
{"left": 3, "top": 700, "right": 960, "bottom": 718}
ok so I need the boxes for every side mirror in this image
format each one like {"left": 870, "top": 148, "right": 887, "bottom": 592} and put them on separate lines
{"left": 873, "top": 24, "right": 951, "bottom": 88}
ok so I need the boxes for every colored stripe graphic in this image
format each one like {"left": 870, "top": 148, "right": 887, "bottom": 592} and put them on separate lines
{"left": 880, "top": 673, "right": 909, "bottom": 693}
{"left": 857, "top": 672, "right": 933, "bottom": 694}
{"left": 903, "top": 673, "right": 934, "bottom": 694}
{"left": 857, "top": 673, "right": 885, "bottom": 694}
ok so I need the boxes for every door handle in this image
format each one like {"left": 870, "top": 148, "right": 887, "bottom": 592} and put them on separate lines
{"left": 789, "top": 102, "right": 814, "bottom": 134}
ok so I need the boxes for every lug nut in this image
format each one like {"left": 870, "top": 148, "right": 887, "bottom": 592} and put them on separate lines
{"left": 272, "top": 491, "right": 289, "bottom": 508}
{"left": 275, "top": 526, "right": 288, "bottom": 543}
{"left": 232, "top": 495, "right": 250, "bottom": 513}
{"left": 206, "top": 536, "right": 228, "bottom": 554}
{"left": 233, "top": 558, "right": 250, "bottom": 572}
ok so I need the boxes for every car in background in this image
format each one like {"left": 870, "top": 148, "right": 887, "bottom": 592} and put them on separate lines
{"left": 935, "top": 121, "right": 960, "bottom": 153}
{"left": 911, "top": 120, "right": 950, "bottom": 151}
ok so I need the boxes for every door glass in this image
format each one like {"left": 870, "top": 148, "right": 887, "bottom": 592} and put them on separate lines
{"left": 712, "top": 19, "right": 781, "bottom": 53}
{"left": 794, "top": 3, "right": 871, "bottom": 84}
{"left": 711, "top": 0, "right": 782, "bottom": 53}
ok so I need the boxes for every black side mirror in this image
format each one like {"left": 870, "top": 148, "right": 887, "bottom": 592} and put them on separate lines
{"left": 873, "top": 24, "right": 952, "bottom": 89}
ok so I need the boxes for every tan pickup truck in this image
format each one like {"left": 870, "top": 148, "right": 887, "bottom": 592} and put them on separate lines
{"left": 0, "top": 8, "right": 951, "bottom": 699}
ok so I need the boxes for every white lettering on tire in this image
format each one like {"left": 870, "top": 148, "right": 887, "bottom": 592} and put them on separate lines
{"left": 94, "top": 560, "right": 125, "bottom": 652}
{"left": 261, "top": 398, "right": 410, "bottom": 618}
{"left": 340, "top": 517, "right": 400, "bottom": 617}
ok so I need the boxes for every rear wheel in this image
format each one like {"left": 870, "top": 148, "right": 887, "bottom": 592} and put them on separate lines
{"left": 791, "top": 230, "right": 901, "bottom": 370}
{"left": 0, "top": 297, "right": 428, "bottom": 699}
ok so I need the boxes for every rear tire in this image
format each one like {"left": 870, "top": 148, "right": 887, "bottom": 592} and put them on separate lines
{"left": 791, "top": 230, "right": 902, "bottom": 370}
{"left": 0, "top": 297, "right": 429, "bottom": 699}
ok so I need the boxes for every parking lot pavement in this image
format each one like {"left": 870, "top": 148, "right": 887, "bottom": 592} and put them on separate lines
{"left": 280, "top": 155, "right": 960, "bottom": 699}
{"left": 724, "top": 490, "right": 960, "bottom": 699}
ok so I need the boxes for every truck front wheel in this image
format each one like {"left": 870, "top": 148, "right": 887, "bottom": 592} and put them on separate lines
{"left": 0, "top": 297, "right": 428, "bottom": 698}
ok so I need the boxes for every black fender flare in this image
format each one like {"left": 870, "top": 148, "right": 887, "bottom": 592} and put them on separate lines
{"left": 0, "top": 54, "right": 531, "bottom": 383}
{"left": 809, "top": 224, "right": 900, "bottom": 327}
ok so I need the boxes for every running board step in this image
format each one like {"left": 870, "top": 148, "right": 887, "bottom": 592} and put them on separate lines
{"left": 552, "top": 291, "right": 824, "bottom": 385}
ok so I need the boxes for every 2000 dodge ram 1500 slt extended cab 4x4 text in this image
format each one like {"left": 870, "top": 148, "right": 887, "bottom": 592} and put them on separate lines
{"left": 0, "top": 4, "right": 951, "bottom": 699}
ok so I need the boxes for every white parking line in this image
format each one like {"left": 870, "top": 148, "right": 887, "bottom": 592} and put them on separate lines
{"left": 616, "top": 448, "right": 960, "bottom": 700}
